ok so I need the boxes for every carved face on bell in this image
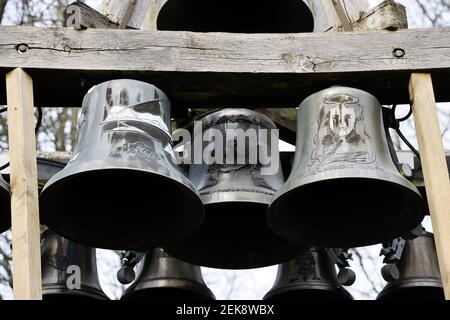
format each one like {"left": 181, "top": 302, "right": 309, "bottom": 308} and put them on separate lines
{"left": 329, "top": 105, "right": 356, "bottom": 138}
{"left": 326, "top": 94, "right": 359, "bottom": 138}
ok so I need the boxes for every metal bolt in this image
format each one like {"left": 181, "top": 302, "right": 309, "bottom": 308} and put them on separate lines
{"left": 393, "top": 48, "right": 406, "bottom": 58}
{"left": 16, "top": 44, "right": 29, "bottom": 54}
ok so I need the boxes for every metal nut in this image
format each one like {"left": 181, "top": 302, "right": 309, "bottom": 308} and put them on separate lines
{"left": 16, "top": 44, "right": 29, "bottom": 54}
{"left": 393, "top": 48, "right": 406, "bottom": 58}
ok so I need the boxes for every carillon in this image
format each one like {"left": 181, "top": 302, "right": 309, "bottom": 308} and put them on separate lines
{"left": 157, "top": 0, "right": 314, "bottom": 33}
{"left": 120, "top": 248, "right": 215, "bottom": 300}
{"left": 165, "top": 109, "right": 305, "bottom": 269}
{"left": 40, "top": 79, "right": 204, "bottom": 250}
{"left": 378, "top": 232, "right": 444, "bottom": 300}
{"left": 41, "top": 229, "right": 108, "bottom": 300}
{"left": 268, "top": 86, "right": 426, "bottom": 248}
{"left": 264, "top": 248, "right": 353, "bottom": 300}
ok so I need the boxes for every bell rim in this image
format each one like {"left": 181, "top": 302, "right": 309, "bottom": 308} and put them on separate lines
{"left": 122, "top": 279, "right": 216, "bottom": 301}
{"left": 377, "top": 278, "right": 444, "bottom": 300}
{"left": 164, "top": 200, "right": 306, "bottom": 269}
{"left": 0, "top": 177, "right": 10, "bottom": 233}
{"left": 157, "top": 0, "right": 315, "bottom": 34}
{"left": 263, "top": 282, "right": 354, "bottom": 301}
{"left": 40, "top": 166, "right": 205, "bottom": 250}
{"left": 42, "top": 284, "right": 109, "bottom": 300}
{"left": 267, "top": 173, "right": 426, "bottom": 248}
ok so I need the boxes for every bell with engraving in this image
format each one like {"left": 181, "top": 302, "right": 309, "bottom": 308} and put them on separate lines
{"left": 165, "top": 109, "right": 305, "bottom": 269}
{"left": 40, "top": 79, "right": 204, "bottom": 250}
{"left": 157, "top": 0, "right": 314, "bottom": 33}
{"left": 41, "top": 229, "right": 108, "bottom": 300}
{"left": 264, "top": 247, "right": 353, "bottom": 300}
{"left": 377, "top": 232, "right": 444, "bottom": 300}
{"left": 268, "top": 86, "right": 426, "bottom": 248}
{"left": 122, "top": 248, "right": 215, "bottom": 300}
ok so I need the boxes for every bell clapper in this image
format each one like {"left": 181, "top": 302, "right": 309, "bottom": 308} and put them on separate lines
{"left": 117, "top": 251, "right": 144, "bottom": 285}
{"left": 380, "top": 238, "right": 406, "bottom": 282}
{"left": 327, "top": 248, "right": 356, "bottom": 287}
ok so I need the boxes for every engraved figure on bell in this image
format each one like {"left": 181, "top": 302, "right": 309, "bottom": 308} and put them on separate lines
{"left": 309, "top": 93, "right": 376, "bottom": 173}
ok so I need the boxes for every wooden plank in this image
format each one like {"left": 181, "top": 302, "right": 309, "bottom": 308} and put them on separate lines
{"left": 6, "top": 68, "right": 42, "bottom": 300}
{"left": 410, "top": 73, "right": 450, "bottom": 300}
{"left": 1, "top": 26, "right": 450, "bottom": 108}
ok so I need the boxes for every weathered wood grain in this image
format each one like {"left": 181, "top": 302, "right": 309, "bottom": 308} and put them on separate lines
{"left": 6, "top": 68, "right": 42, "bottom": 300}
{"left": 0, "top": 26, "right": 450, "bottom": 108}
{"left": 410, "top": 73, "right": 450, "bottom": 299}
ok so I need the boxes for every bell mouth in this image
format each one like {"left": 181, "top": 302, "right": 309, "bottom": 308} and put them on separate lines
{"left": 157, "top": 0, "right": 314, "bottom": 33}
{"left": 264, "top": 283, "right": 353, "bottom": 301}
{"left": 42, "top": 285, "right": 109, "bottom": 301}
{"left": 40, "top": 168, "right": 204, "bottom": 250}
{"left": 122, "top": 280, "right": 215, "bottom": 301}
{"left": 164, "top": 201, "right": 306, "bottom": 270}
{"left": 377, "top": 279, "right": 444, "bottom": 300}
{"left": 268, "top": 176, "right": 426, "bottom": 248}
{"left": 0, "top": 178, "right": 10, "bottom": 233}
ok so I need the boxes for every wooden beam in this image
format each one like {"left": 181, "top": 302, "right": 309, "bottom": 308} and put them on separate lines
{"left": 410, "top": 73, "right": 450, "bottom": 299}
{"left": 1, "top": 26, "right": 450, "bottom": 108}
{"left": 6, "top": 68, "right": 42, "bottom": 300}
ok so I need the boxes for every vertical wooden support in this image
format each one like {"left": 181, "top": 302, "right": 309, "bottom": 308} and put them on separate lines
{"left": 409, "top": 73, "right": 450, "bottom": 300}
{"left": 6, "top": 68, "right": 42, "bottom": 300}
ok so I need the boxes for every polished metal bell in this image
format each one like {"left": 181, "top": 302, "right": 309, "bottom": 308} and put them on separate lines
{"left": 157, "top": 0, "right": 314, "bottom": 33}
{"left": 165, "top": 109, "right": 305, "bottom": 269}
{"left": 264, "top": 248, "right": 353, "bottom": 300}
{"left": 122, "top": 248, "right": 215, "bottom": 300}
{"left": 268, "top": 86, "right": 425, "bottom": 248}
{"left": 41, "top": 229, "right": 108, "bottom": 300}
{"left": 40, "top": 79, "right": 204, "bottom": 250}
{"left": 0, "top": 174, "right": 10, "bottom": 234}
{"left": 377, "top": 232, "right": 444, "bottom": 300}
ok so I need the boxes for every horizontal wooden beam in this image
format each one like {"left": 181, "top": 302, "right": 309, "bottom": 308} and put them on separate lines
{"left": 1, "top": 26, "right": 450, "bottom": 109}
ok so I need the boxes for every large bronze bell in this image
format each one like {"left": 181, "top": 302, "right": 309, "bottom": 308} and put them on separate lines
{"left": 121, "top": 248, "right": 215, "bottom": 300}
{"left": 268, "top": 86, "right": 425, "bottom": 248}
{"left": 165, "top": 109, "right": 305, "bottom": 269}
{"left": 157, "top": 0, "right": 314, "bottom": 33}
{"left": 0, "top": 173, "right": 10, "bottom": 234}
{"left": 264, "top": 248, "right": 353, "bottom": 300}
{"left": 377, "top": 232, "right": 444, "bottom": 300}
{"left": 40, "top": 79, "right": 204, "bottom": 250}
{"left": 41, "top": 229, "right": 108, "bottom": 300}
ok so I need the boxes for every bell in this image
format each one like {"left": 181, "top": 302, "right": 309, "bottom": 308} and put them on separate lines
{"left": 377, "top": 232, "right": 444, "bottom": 300}
{"left": 122, "top": 248, "right": 215, "bottom": 300}
{"left": 264, "top": 248, "right": 353, "bottom": 300}
{"left": 165, "top": 109, "right": 305, "bottom": 269}
{"left": 41, "top": 229, "right": 108, "bottom": 300}
{"left": 0, "top": 174, "right": 10, "bottom": 234}
{"left": 40, "top": 79, "right": 204, "bottom": 250}
{"left": 157, "top": 0, "right": 314, "bottom": 33}
{"left": 268, "top": 86, "right": 425, "bottom": 248}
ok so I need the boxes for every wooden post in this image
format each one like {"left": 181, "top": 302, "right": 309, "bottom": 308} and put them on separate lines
{"left": 409, "top": 73, "right": 450, "bottom": 300}
{"left": 6, "top": 68, "right": 42, "bottom": 300}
